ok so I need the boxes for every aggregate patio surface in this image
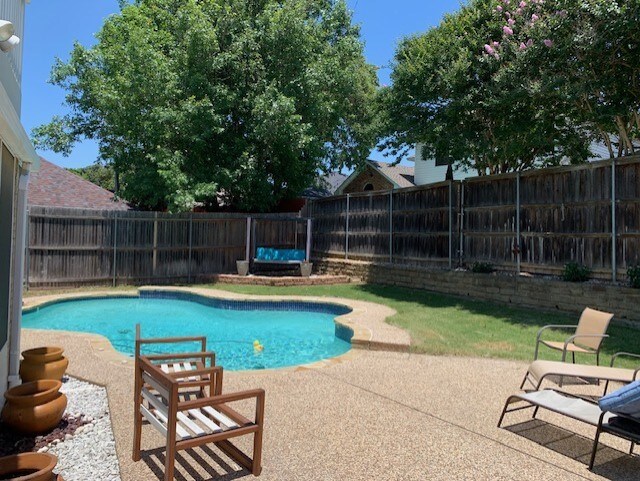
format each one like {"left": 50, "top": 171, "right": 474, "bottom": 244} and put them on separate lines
{"left": 21, "top": 289, "right": 640, "bottom": 481}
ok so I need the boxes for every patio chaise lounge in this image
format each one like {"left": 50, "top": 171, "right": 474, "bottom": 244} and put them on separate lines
{"left": 534, "top": 307, "right": 614, "bottom": 365}
{"left": 132, "top": 331, "right": 265, "bottom": 480}
{"left": 498, "top": 382, "right": 640, "bottom": 469}
{"left": 521, "top": 352, "right": 640, "bottom": 394}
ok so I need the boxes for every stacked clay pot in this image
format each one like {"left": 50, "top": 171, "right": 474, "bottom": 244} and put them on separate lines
{"left": 1, "top": 380, "right": 67, "bottom": 434}
{"left": 0, "top": 452, "right": 62, "bottom": 481}
{"left": 19, "top": 347, "right": 69, "bottom": 382}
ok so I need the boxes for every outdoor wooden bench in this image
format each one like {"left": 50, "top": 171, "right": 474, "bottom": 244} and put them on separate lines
{"left": 498, "top": 389, "right": 640, "bottom": 469}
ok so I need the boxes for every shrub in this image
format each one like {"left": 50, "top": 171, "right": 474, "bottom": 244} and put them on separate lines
{"left": 628, "top": 266, "right": 640, "bottom": 288}
{"left": 562, "top": 262, "right": 591, "bottom": 283}
{"left": 471, "top": 262, "right": 495, "bottom": 274}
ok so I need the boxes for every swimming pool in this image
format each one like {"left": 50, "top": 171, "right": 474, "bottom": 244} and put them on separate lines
{"left": 22, "top": 292, "right": 353, "bottom": 371}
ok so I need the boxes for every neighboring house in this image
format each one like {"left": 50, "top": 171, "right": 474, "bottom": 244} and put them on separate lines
{"left": 336, "top": 160, "right": 416, "bottom": 194}
{"left": 28, "top": 158, "right": 130, "bottom": 210}
{"left": 412, "top": 144, "right": 476, "bottom": 185}
{"left": 0, "top": 0, "right": 40, "bottom": 407}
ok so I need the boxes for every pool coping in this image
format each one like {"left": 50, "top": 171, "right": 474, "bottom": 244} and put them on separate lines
{"left": 21, "top": 286, "right": 410, "bottom": 373}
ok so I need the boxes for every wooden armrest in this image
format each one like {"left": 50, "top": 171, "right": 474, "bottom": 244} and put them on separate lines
{"left": 168, "top": 366, "right": 223, "bottom": 380}
{"left": 137, "top": 336, "right": 206, "bottom": 345}
{"left": 145, "top": 351, "right": 215, "bottom": 364}
{"left": 178, "top": 389, "right": 265, "bottom": 412}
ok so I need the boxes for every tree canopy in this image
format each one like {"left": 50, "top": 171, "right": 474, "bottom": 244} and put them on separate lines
{"left": 380, "top": 0, "right": 640, "bottom": 175}
{"left": 34, "top": 0, "right": 378, "bottom": 211}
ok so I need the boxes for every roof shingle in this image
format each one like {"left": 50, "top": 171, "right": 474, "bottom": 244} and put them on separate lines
{"left": 28, "top": 157, "right": 130, "bottom": 210}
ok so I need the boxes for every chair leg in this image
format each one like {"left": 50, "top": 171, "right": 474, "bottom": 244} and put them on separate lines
{"left": 589, "top": 427, "right": 603, "bottom": 470}
{"left": 572, "top": 352, "right": 575, "bottom": 364}
{"left": 252, "top": 430, "right": 263, "bottom": 476}
{"left": 165, "top": 444, "right": 176, "bottom": 481}
{"left": 630, "top": 442, "right": 635, "bottom": 455}
{"left": 132, "top": 364, "right": 143, "bottom": 462}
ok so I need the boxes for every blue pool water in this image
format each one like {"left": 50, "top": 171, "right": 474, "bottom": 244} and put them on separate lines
{"left": 22, "top": 294, "right": 352, "bottom": 371}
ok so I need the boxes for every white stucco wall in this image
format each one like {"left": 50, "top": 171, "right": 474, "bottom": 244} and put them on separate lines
{"left": 0, "top": 0, "right": 26, "bottom": 113}
{"left": 414, "top": 144, "right": 476, "bottom": 185}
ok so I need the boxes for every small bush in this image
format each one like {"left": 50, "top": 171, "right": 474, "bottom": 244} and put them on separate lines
{"left": 628, "top": 265, "right": 640, "bottom": 288}
{"left": 471, "top": 262, "right": 495, "bottom": 274}
{"left": 562, "top": 262, "right": 591, "bottom": 283}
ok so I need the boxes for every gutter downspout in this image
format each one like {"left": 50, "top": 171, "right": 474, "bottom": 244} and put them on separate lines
{"left": 8, "top": 167, "right": 29, "bottom": 387}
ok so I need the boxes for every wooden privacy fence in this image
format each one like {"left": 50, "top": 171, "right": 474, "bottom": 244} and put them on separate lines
{"left": 309, "top": 157, "right": 640, "bottom": 280}
{"left": 27, "top": 207, "right": 309, "bottom": 287}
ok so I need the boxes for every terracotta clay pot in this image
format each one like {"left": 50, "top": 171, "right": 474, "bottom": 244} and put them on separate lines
{"left": 2, "top": 380, "right": 67, "bottom": 434}
{"left": 0, "top": 453, "right": 59, "bottom": 481}
{"left": 20, "top": 347, "right": 69, "bottom": 382}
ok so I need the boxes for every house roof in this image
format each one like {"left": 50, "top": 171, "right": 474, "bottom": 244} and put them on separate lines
{"left": 369, "top": 161, "right": 415, "bottom": 188}
{"left": 336, "top": 160, "right": 416, "bottom": 194}
{"left": 302, "top": 172, "right": 348, "bottom": 198}
{"left": 28, "top": 157, "right": 130, "bottom": 210}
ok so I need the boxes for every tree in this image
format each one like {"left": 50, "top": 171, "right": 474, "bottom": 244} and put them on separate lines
{"left": 380, "top": 0, "right": 639, "bottom": 175}
{"left": 33, "top": 0, "right": 377, "bottom": 211}
{"left": 68, "top": 164, "right": 116, "bottom": 192}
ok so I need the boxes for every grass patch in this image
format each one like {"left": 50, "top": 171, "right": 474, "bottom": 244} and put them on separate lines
{"left": 204, "top": 282, "right": 640, "bottom": 368}
{"left": 24, "top": 282, "right": 640, "bottom": 368}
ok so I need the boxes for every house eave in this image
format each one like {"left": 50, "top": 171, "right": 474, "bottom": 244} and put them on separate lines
{"left": 0, "top": 80, "right": 39, "bottom": 171}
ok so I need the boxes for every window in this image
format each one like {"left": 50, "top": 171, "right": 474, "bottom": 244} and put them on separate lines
{"left": 363, "top": 183, "right": 374, "bottom": 191}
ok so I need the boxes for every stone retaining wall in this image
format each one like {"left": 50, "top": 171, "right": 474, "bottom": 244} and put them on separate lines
{"left": 314, "top": 258, "right": 640, "bottom": 324}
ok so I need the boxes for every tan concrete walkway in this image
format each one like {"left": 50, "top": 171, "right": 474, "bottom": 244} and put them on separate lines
{"left": 21, "top": 329, "right": 639, "bottom": 481}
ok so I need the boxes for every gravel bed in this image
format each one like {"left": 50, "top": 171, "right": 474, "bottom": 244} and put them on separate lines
{"left": 1, "top": 376, "right": 122, "bottom": 481}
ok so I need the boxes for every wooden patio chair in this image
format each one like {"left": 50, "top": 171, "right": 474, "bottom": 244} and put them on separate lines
{"left": 132, "top": 353, "right": 265, "bottom": 480}
{"left": 135, "top": 325, "right": 216, "bottom": 395}
{"left": 534, "top": 307, "right": 613, "bottom": 365}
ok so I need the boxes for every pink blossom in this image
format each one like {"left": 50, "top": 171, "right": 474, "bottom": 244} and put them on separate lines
{"left": 519, "top": 42, "right": 527, "bottom": 51}
{"left": 526, "top": 39, "right": 534, "bottom": 47}
{"left": 484, "top": 44, "right": 495, "bottom": 55}
{"left": 516, "top": 8, "right": 523, "bottom": 14}
{"left": 531, "top": 14, "right": 539, "bottom": 21}
{"left": 544, "top": 39, "right": 553, "bottom": 47}
{"left": 508, "top": 18, "right": 516, "bottom": 26}
{"left": 519, "top": 1, "right": 527, "bottom": 7}
{"left": 496, "top": 5, "right": 503, "bottom": 11}
{"left": 493, "top": 41, "right": 500, "bottom": 47}
{"left": 503, "top": 26, "right": 514, "bottom": 36}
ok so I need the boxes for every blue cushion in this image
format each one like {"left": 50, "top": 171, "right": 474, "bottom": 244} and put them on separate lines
{"left": 255, "top": 248, "right": 306, "bottom": 262}
{"left": 599, "top": 380, "right": 640, "bottom": 417}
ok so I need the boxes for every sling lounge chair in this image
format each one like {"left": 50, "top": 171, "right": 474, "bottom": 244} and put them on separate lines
{"left": 534, "top": 307, "right": 613, "bottom": 365}
{"left": 498, "top": 386, "right": 640, "bottom": 470}
{"left": 521, "top": 352, "right": 640, "bottom": 394}
{"left": 132, "top": 352, "right": 265, "bottom": 480}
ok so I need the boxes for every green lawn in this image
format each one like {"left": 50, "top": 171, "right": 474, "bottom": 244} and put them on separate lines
{"left": 204, "top": 283, "right": 640, "bottom": 368}
{"left": 25, "top": 282, "right": 640, "bottom": 368}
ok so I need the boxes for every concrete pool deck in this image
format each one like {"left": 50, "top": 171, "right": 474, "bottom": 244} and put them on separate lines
{"left": 20, "top": 289, "right": 640, "bottom": 480}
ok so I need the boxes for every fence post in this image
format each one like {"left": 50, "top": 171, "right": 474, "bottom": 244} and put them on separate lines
{"left": 611, "top": 160, "right": 617, "bottom": 283}
{"left": 306, "top": 218, "right": 312, "bottom": 261}
{"left": 389, "top": 190, "right": 393, "bottom": 263}
{"left": 112, "top": 212, "right": 118, "bottom": 287}
{"left": 345, "top": 194, "right": 350, "bottom": 260}
{"left": 245, "top": 217, "right": 252, "bottom": 262}
{"left": 448, "top": 181, "right": 453, "bottom": 270}
{"left": 458, "top": 182, "right": 464, "bottom": 266}
{"left": 152, "top": 212, "right": 158, "bottom": 276}
{"left": 516, "top": 172, "right": 521, "bottom": 274}
{"left": 188, "top": 213, "right": 193, "bottom": 284}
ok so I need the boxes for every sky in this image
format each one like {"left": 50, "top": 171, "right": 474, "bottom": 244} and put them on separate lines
{"left": 20, "top": 0, "right": 462, "bottom": 169}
